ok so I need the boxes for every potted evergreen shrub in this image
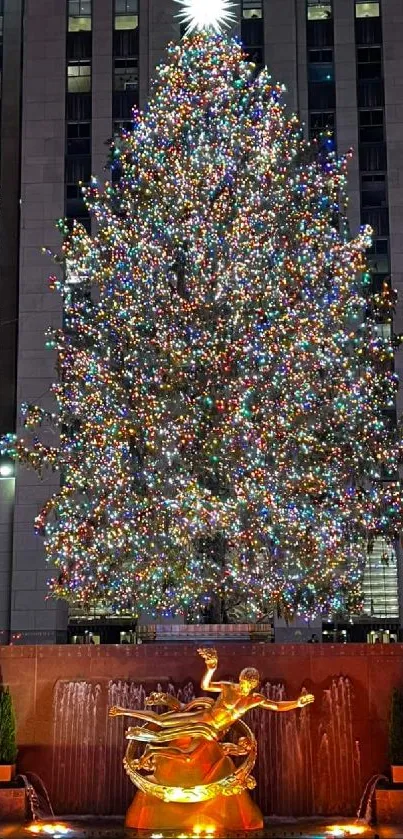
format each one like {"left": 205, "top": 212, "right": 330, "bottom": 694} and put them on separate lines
{"left": 389, "top": 687, "right": 403, "bottom": 784}
{"left": 0, "top": 687, "right": 17, "bottom": 782}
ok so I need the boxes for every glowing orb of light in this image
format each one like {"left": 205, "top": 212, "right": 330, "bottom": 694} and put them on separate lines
{"left": 174, "top": 0, "right": 237, "bottom": 34}
{"left": 26, "top": 824, "right": 71, "bottom": 837}
{"left": 0, "top": 461, "right": 13, "bottom": 478}
{"left": 326, "top": 826, "right": 366, "bottom": 838}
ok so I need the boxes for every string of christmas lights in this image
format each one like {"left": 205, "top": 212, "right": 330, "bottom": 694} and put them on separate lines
{"left": 2, "top": 31, "right": 403, "bottom": 620}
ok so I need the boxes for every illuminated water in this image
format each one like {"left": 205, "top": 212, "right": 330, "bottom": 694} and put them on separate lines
{"left": 50, "top": 677, "right": 362, "bottom": 817}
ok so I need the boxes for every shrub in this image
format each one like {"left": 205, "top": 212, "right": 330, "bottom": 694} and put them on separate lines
{"left": 0, "top": 687, "right": 17, "bottom": 765}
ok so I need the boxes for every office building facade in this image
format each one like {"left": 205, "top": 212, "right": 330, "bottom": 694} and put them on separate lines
{"left": 0, "top": 0, "right": 402, "bottom": 642}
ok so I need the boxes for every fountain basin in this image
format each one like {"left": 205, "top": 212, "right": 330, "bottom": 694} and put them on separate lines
{"left": 1, "top": 816, "right": 397, "bottom": 839}
{"left": 375, "top": 787, "right": 403, "bottom": 824}
{"left": 0, "top": 786, "right": 26, "bottom": 821}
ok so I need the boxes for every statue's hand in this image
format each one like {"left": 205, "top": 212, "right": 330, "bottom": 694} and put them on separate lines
{"left": 146, "top": 692, "right": 167, "bottom": 707}
{"left": 109, "top": 706, "right": 121, "bottom": 717}
{"left": 298, "top": 693, "right": 314, "bottom": 708}
{"left": 197, "top": 647, "right": 218, "bottom": 669}
{"left": 237, "top": 735, "right": 253, "bottom": 754}
{"left": 146, "top": 692, "right": 182, "bottom": 711}
{"left": 139, "top": 749, "right": 156, "bottom": 773}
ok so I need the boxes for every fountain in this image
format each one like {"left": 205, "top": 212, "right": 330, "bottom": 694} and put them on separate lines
{"left": 50, "top": 670, "right": 362, "bottom": 819}
{"left": 49, "top": 677, "right": 362, "bottom": 817}
{"left": 356, "top": 774, "right": 389, "bottom": 824}
{"left": 17, "top": 772, "right": 54, "bottom": 821}
{"left": 316, "top": 678, "right": 362, "bottom": 814}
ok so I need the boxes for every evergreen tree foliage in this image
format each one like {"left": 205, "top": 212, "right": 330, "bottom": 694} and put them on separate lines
{"left": 2, "top": 32, "right": 403, "bottom": 620}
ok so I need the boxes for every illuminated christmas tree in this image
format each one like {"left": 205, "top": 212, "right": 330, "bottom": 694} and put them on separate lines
{"left": 2, "top": 24, "right": 403, "bottom": 621}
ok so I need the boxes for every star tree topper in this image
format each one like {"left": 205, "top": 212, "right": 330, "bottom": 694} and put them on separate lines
{"left": 175, "top": 0, "right": 237, "bottom": 34}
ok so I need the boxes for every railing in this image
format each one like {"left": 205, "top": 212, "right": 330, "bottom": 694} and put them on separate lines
{"left": 137, "top": 623, "right": 273, "bottom": 643}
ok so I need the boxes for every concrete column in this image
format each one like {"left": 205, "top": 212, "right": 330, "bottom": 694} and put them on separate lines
{"left": 12, "top": 0, "right": 68, "bottom": 642}
{"left": 0, "top": 0, "right": 24, "bottom": 640}
{"left": 0, "top": 0, "right": 24, "bottom": 435}
{"left": 264, "top": 0, "right": 300, "bottom": 115}
{"left": 231, "top": 0, "right": 242, "bottom": 39}
{"left": 139, "top": 0, "right": 178, "bottom": 110}
{"left": 0, "top": 478, "right": 14, "bottom": 639}
{"left": 333, "top": 0, "right": 360, "bottom": 237}
{"left": 92, "top": 0, "right": 113, "bottom": 184}
{"left": 295, "top": 0, "right": 309, "bottom": 130}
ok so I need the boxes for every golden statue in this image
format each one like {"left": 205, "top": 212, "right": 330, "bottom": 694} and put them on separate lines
{"left": 109, "top": 648, "right": 314, "bottom": 833}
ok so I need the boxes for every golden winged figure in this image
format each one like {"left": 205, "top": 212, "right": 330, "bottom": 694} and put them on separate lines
{"left": 109, "top": 647, "right": 314, "bottom": 831}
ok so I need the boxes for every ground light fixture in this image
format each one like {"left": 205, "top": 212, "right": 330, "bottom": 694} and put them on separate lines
{"left": 0, "top": 458, "right": 14, "bottom": 478}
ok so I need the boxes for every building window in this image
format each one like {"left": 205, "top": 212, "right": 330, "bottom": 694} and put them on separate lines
{"left": 68, "top": 0, "right": 91, "bottom": 32}
{"left": 113, "top": 90, "right": 138, "bottom": 119}
{"left": 308, "top": 48, "right": 333, "bottom": 63}
{"left": 306, "top": 16, "right": 334, "bottom": 48}
{"left": 241, "top": 0, "right": 264, "bottom": 68}
{"left": 374, "top": 322, "right": 391, "bottom": 340}
{"left": 359, "top": 109, "right": 384, "bottom": 142}
{"left": 113, "top": 28, "right": 138, "bottom": 57}
{"left": 242, "top": 0, "right": 262, "bottom": 18}
{"left": 307, "top": 1, "right": 332, "bottom": 20}
{"left": 67, "top": 217, "right": 91, "bottom": 234}
{"left": 357, "top": 45, "right": 382, "bottom": 80}
{"left": 357, "top": 79, "right": 384, "bottom": 108}
{"left": 308, "top": 63, "right": 334, "bottom": 82}
{"left": 307, "top": 0, "right": 335, "bottom": 144}
{"left": 361, "top": 207, "right": 389, "bottom": 236}
{"left": 115, "top": 0, "right": 138, "bottom": 31}
{"left": 361, "top": 173, "right": 387, "bottom": 208}
{"left": 67, "top": 61, "right": 91, "bottom": 93}
{"left": 66, "top": 93, "right": 91, "bottom": 121}
{"left": 355, "top": 2, "right": 380, "bottom": 17}
{"left": 66, "top": 156, "right": 91, "bottom": 186}
{"left": 359, "top": 141, "right": 386, "bottom": 171}
{"left": 362, "top": 538, "right": 399, "bottom": 620}
{"left": 67, "top": 31, "right": 92, "bottom": 60}
{"left": 67, "top": 122, "right": 91, "bottom": 156}
{"left": 113, "top": 120, "right": 132, "bottom": 134}
{"left": 113, "top": 0, "right": 139, "bottom": 125}
{"left": 114, "top": 58, "right": 138, "bottom": 91}
{"left": 309, "top": 111, "right": 335, "bottom": 139}
{"left": 372, "top": 275, "right": 389, "bottom": 295}
{"left": 367, "top": 238, "right": 389, "bottom": 274}
{"left": 308, "top": 82, "right": 335, "bottom": 110}
{"left": 355, "top": 14, "right": 382, "bottom": 45}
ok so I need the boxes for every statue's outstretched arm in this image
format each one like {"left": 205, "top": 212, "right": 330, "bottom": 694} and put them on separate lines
{"left": 198, "top": 647, "right": 222, "bottom": 692}
{"left": 261, "top": 699, "right": 300, "bottom": 712}
{"left": 260, "top": 693, "right": 314, "bottom": 712}
{"left": 109, "top": 706, "right": 162, "bottom": 722}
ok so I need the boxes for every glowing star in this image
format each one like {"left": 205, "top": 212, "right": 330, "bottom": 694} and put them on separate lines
{"left": 174, "top": 0, "right": 237, "bottom": 34}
